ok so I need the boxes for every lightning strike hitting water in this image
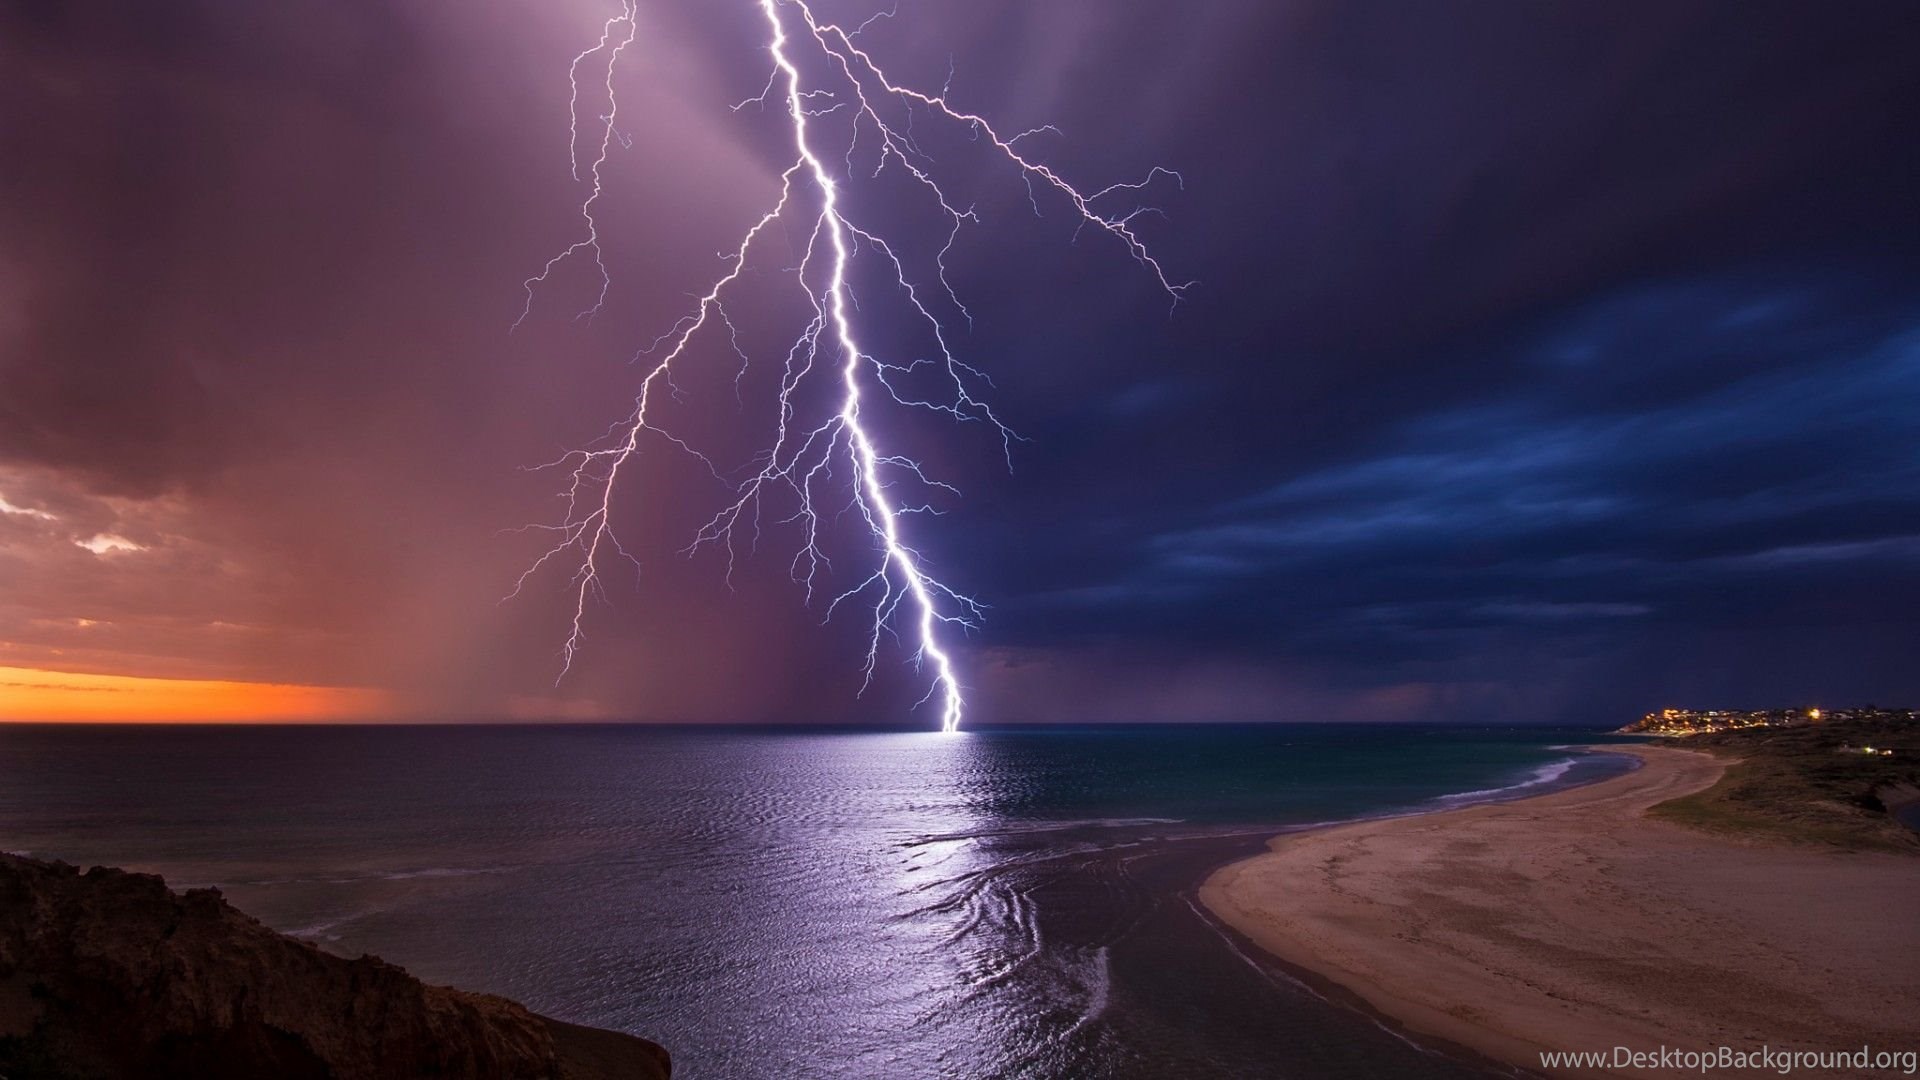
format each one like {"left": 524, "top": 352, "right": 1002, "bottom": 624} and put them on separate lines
{"left": 513, "top": 0, "right": 1184, "bottom": 731}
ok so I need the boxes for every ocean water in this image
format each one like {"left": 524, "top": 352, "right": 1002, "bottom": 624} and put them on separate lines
{"left": 0, "top": 723, "right": 1633, "bottom": 1079}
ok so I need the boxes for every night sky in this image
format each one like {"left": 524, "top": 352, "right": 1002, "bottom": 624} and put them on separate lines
{"left": 4, "top": 0, "right": 1918, "bottom": 725}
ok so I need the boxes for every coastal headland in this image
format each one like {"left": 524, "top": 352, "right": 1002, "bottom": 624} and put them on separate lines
{"left": 0, "top": 853, "right": 669, "bottom": 1079}
{"left": 1201, "top": 745, "right": 1920, "bottom": 1077}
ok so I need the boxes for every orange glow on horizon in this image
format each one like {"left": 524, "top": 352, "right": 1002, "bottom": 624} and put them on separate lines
{"left": 0, "top": 666, "right": 389, "bottom": 723}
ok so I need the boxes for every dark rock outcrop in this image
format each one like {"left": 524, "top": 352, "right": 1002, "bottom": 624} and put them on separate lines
{"left": 0, "top": 853, "right": 668, "bottom": 1080}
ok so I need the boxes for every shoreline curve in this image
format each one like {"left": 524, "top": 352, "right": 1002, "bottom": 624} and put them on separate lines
{"left": 1199, "top": 745, "right": 1920, "bottom": 1077}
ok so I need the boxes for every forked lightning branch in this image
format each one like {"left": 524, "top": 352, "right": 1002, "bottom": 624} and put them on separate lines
{"left": 511, "top": 0, "right": 1184, "bottom": 731}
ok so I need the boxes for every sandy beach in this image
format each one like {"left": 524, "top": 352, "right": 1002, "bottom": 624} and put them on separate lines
{"left": 1201, "top": 746, "right": 1920, "bottom": 1077}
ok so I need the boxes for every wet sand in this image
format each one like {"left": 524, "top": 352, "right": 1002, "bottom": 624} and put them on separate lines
{"left": 1200, "top": 746, "right": 1920, "bottom": 1077}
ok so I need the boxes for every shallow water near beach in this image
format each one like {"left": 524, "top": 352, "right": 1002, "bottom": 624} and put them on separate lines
{"left": 0, "top": 722, "right": 1632, "bottom": 1078}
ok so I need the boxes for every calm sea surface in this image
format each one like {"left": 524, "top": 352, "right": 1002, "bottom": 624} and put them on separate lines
{"left": 0, "top": 723, "right": 1634, "bottom": 1079}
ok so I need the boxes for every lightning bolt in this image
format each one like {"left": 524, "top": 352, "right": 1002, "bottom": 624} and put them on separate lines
{"left": 513, "top": 0, "right": 1186, "bottom": 732}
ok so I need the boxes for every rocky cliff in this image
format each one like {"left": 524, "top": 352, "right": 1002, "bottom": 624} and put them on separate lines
{"left": 0, "top": 853, "right": 668, "bottom": 1079}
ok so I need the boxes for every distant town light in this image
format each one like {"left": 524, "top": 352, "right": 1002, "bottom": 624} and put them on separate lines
{"left": 1622, "top": 704, "right": 1913, "bottom": 737}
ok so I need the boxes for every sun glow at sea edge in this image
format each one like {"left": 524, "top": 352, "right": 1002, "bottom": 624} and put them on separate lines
{"left": 0, "top": 665, "right": 389, "bottom": 723}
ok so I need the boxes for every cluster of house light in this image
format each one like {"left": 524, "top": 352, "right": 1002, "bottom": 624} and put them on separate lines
{"left": 1628, "top": 705, "right": 1917, "bottom": 737}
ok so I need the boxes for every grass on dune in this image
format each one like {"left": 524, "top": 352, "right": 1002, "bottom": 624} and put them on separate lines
{"left": 1649, "top": 715, "right": 1920, "bottom": 853}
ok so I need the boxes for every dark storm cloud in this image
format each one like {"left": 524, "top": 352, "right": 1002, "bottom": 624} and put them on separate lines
{"left": 1007, "top": 277, "right": 1919, "bottom": 640}
{"left": 3, "top": 0, "right": 1918, "bottom": 722}
{"left": 916, "top": 1, "right": 1920, "bottom": 722}
{"left": 967, "top": 274, "right": 1920, "bottom": 722}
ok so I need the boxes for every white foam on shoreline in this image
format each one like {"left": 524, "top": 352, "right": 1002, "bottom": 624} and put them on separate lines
{"left": 1434, "top": 757, "right": 1579, "bottom": 804}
